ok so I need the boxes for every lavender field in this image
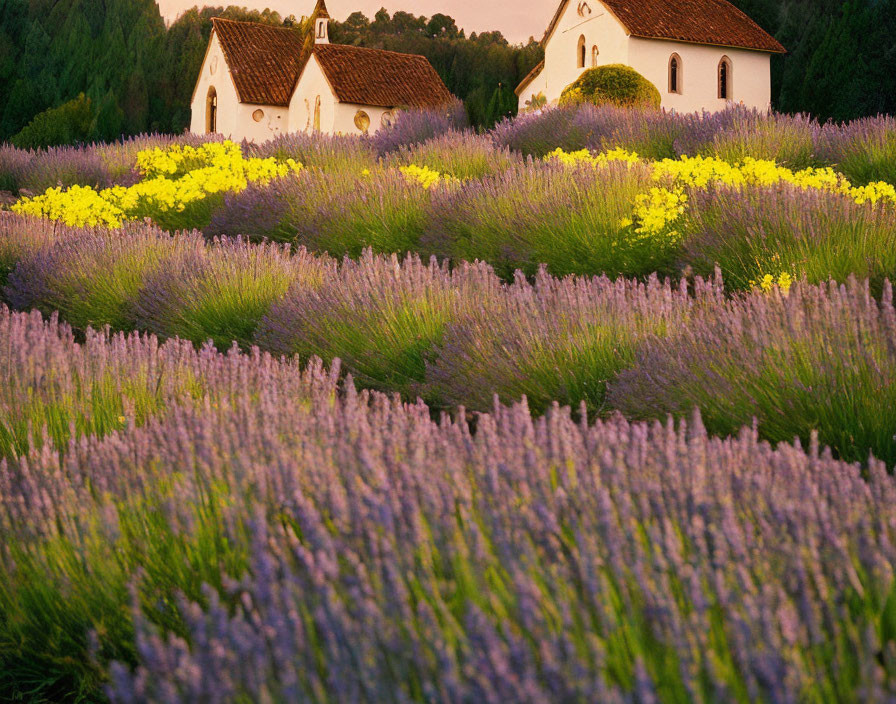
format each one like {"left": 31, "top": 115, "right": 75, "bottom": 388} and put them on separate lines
{"left": 2, "top": 105, "right": 896, "bottom": 702}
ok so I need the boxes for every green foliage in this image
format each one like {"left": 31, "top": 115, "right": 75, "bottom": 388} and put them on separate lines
{"left": 10, "top": 94, "right": 95, "bottom": 149}
{"left": 427, "top": 161, "right": 677, "bottom": 280}
{"left": 559, "top": 65, "right": 661, "bottom": 110}
{"left": 679, "top": 185, "right": 896, "bottom": 295}
{"left": 0, "top": 4, "right": 543, "bottom": 147}
{"left": 729, "top": 0, "right": 896, "bottom": 121}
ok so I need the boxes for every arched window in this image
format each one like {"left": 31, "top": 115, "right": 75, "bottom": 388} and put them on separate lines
{"left": 577, "top": 35, "right": 586, "bottom": 68}
{"left": 591, "top": 45, "right": 599, "bottom": 67}
{"left": 205, "top": 86, "right": 217, "bottom": 134}
{"left": 718, "top": 57, "right": 732, "bottom": 100}
{"left": 669, "top": 54, "right": 682, "bottom": 94}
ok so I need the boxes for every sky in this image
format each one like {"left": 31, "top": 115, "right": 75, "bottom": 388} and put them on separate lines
{"left": 155, "top": 0, "right": 558, "bottom": 44}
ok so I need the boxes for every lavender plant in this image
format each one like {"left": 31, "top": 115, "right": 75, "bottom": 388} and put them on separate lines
{"left": 491, "top": 104, "right": 695, "bottom": 159}
{"left": 818, "top": 115, "right": 896, "bottom": 186}
{"left": 679, "top": 184, "right": 896, "bottom": 292}
{"left": 247, "top": 131, "right": 378, "bottom": 173}
{"left": 609, "top": 277, "right": 896, "bottom": 464}
{"left": 134, "top": 238, "right": 334, "bottom": 349}
{"left": 0, "top": 144, "right": 31, "bottom": 193}
{"left": 700, "top": 111, "right": 821, "bottom": 169}
{"left": 0, "top": 308, "right": 340, "bottom": 702}
{"left": 0, "top": 322, "right": 889, "bottom": 701}
{"left": 424, "top": 159, "right": 673, "bottom": 279}
{"left": 17, "top": 145, "right": 113, "bottom": 194}
{"left": 256, "top": 251, "right": 500, "bottom": 398}
{"left": 388, "top": 130, "right": 522, "bottom": 180}
{"left": 209, "top": 169, "right": 432, "bottom": 257}
{"left": 4, "top": 222, "right": 204, "bottom": 331}
{"left": 372, "top": 100, "right": 469, "bottom": 154}
{"left": 0, "top": 212, "right": 63, "bottom": 287}
{"left": 427, "top": 269, "right": 722, "bottom": 413}
{"left": 204, "top": 176, "right": 294, "bottom": 241}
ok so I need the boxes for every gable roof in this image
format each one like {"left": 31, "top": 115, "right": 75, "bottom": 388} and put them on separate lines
{"left": 515, "top": 60, "right": 545, "bottom": 97}
{"left": 207, "top": 16, "right": 453, "bottom": 110}
{"left": 211, "top": 17, "right": 307, "bottom": 106}
{"left": 312, "top": 44, "right": 454, "bottom": 109}
{"left": 542, "top": 0, "right": 785, "bottom": 54}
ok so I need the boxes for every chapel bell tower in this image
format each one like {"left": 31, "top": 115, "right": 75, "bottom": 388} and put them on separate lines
{"left": 314, "top": 0, "right": 330, "bottom": 44}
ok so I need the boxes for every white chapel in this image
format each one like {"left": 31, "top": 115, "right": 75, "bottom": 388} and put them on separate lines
{"left": 517, "top": 0, "right": 785, "bottom": 114}
{"left": 190, "top": 1, "right": 454, "bottom": 141}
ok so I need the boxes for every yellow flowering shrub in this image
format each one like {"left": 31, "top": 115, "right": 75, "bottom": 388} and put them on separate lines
{"left": 399, "top": 164, "right": 459, "bottom": 189}
{"left": 546, "top": 148, "right": 896, "bottom": 251}
{"left": 630, "top": 187, "right": 688, "bottom": 242}
{"left": 11, "top": 185, "right": 127, "bottom": 227}
{"left": 546, "top": 147, "right": 640, "bottom": 167}
{"left": 12, "top": 141, "right": 303, "bottom": 229}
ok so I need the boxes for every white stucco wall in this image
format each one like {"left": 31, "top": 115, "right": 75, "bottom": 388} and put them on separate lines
{"left": 628, "top": 38, "right": 771, "bottom": 113}
{"left": 334, "top": 103, "right": 393, "bottom": 135}
{"left": 190, "top": 32, "right": 289, "bottom": 142}
{"left": 288, "top": 55, "right": 338, "bottom": 134}
{"left": 190, "top": 33, "right": 241, "bottom": 138}
{"left": 520, "top": 0, "right": 629, "bottom": 110}
{"left": 289, "top": 54, "right": 398, "bottom": 135}
{"left": 519, "top": 0, "right": 773, "bottom": 114}
{"left": 190, "top": 37, "right": 430, "bottom": 139}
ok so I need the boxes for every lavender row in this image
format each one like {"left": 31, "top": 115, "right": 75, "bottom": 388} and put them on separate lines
{"left": 6, "top": 212, "right": 896, "bottom": 463}
{"left": 209, "top": 152, "right": 896, "bottom": 286}
{"left": 0, "top": 304, "right": 339, "bottom": 459}
{"left": 0, "top": 213, "right": 719, "bottom": 415}
{"left": 609, "top": 277, "right": 896, "bottom": 465}
{"left": 1, "top": 306, "right": 894, "bottom": 700}
{"left": 0, "top": 133, "right": 220, "bottom": 196}
{"left": 4, "top": 104, "right": 894, "bottom": 195}
{"left": 492, "top": 104, "right": 896, "bottom": 184}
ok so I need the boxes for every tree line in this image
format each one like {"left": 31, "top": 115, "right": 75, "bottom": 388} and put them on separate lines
{"left": 0, "top": 0, "right": 892, "bottom": 148}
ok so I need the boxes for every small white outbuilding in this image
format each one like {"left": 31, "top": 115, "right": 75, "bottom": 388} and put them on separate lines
{"left": 517, "top": 0, "right": 785, "bottom": 114}
{"left": 190, "top": 1, "right": 454, "bottom": 141}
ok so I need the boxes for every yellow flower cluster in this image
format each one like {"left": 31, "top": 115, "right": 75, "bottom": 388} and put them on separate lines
{"left": 750, "top": 271, "right": 794, "bottom": 294}
{"left": 13, "top": 141, "right": 303, "bottom": 228}
{"left": 548, "top": 148, "right": 896, "bottom": 206}
{"left": 9, "top": 185, "right": 126, "bottom": 228}
{"left": 136, "top": 141, "right": 241, "bottom": 178}
{"left": 630, "top": 187, "right": 688, "bottom": 241}
{"left": 546, "top": 147, "right": 641, "bottom": 167}
{"left": 548, "top": 148, "right": 896, "bottom": 245}
{"left": 399, "top": 164, "right": 458, "bottom": 189}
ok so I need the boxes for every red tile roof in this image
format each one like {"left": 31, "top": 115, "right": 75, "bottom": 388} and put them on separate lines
{"left": 312, "top": 44, "right": 454, "bottom": 109}
{"left": 515, "top": 60, "right": 545, "bottom": 97}
{"left": 209, "top": 17, "right": 454, "bottom": 110}
{"left": 543, "top": 0, "right": 785, "bottom": 53}
{"left": 211, "top": 17, "right": 307, "bottom": 106}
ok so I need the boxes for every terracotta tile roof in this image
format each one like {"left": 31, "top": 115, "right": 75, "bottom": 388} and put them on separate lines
{"left": 515, "top": 60, "right": 545, "bottom": 96}
{"left": 312, "top": 44, "right": 454, "bottom": 109}
{"left": 211, "top": 17, "right": 307, "bottom": 106}
{"left": 542, "top": 0, "right": 785, "bottom": 53}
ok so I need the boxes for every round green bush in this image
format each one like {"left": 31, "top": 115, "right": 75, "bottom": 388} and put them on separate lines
{"left": 559, "top": 64, "right": 661, "bottom": 109}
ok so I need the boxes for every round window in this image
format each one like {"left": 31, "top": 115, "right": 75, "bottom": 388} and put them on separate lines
{"left": 252, "top": 109, "right": 265, "bottom": 122}
{"left": 381, "top": 110, "right": 396, "bottom": 128}
{"left": 354, "top": 110, "right": 371, "bottom": 133}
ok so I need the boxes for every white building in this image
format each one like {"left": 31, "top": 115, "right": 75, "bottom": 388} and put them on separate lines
{"left": 190, "top": 1, "right": 453, "bottom": 141}
{"left": 516, "top": 0, "right": 785, "bottom": 114}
